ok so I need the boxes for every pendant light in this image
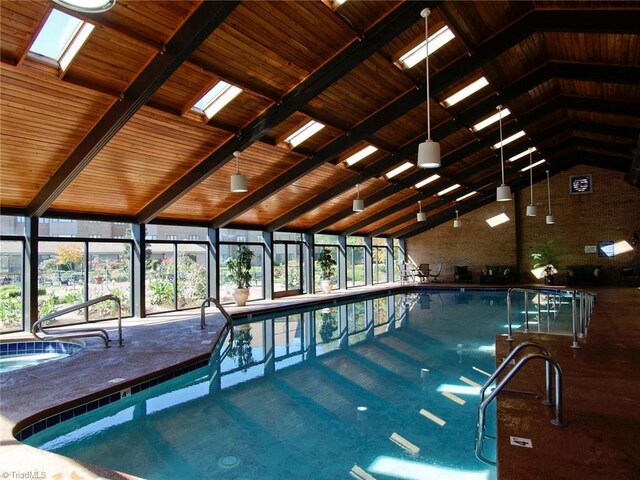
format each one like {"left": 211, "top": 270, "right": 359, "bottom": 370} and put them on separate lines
{"left": 545, "top": 169, "right": 554, "bottom": 224}
{"left": 453, "top": 210, "right": 461, "bottom": 228}
{"left": 526, "top": 148, "right": 537, "bottom": 216}
{"left": 495, "top": 105, "right": 512, "bottom": 201}
{"left": 230, "top": 151, "right": 248, "bottom": 193}
{"left": 353, "top": 184, "right": 364, "bottom": 212}
{"left": 417, "top": 200, "right": 426, "bottom": 222}
{"left": 417, "top": 8, "right": 440, "bottom": 169}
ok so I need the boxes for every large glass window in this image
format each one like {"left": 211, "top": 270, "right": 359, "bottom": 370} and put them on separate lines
{"left": 313, "top": 245, "right": 339, "bottom": 293}
{"left": 177, "top": 244, "right": 207, "bottom": 309}
{"left": 88, "top": 242, "right": 133, "bottom": 320}
{"left": 274, "top": 241, "right": 302, "bottom": 297}
{"left": 219, "top": 243, "right": 264, "bottom": 304}
{"left": 372, "top": 238, "right": 388, "bottom": 284}
{"left": 347, "top": 236, "right": 365, "bottom": 288}
{"left": 394, "top": 240, "right": 402, "bottom": 282}
{"left": 0, "top": 240, "right": 24, "bottom": 332}
{"left": 315, "top": 306, "right": 340, "bottom": 353}
{"left": 145, "top": 243, "right": 175, "bottom": 314}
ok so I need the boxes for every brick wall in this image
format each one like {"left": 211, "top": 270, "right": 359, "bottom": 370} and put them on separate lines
{"left": 407, "top": 165, "right": 640, "bottom": 285}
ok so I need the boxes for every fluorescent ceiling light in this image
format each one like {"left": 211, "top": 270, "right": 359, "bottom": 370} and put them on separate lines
{"left": 456, "top": 191, "right": 478, "bottom": 202}
{"left": 509, "top": 147, "right": 537, "bottom": 162}
{"left": 472, "top": 108, "right": 511, "bottom": 132}
{"left": 486, "top": 213, "right": 510, "bottom": 227}
{"left": 345, "top": 145, "right": 378, "bottom": 166}
{"left": 193, "top": 81, "right": 242, "bottom": 120}
{"left": 285, "top": 120, "right": 325, "bottom": 148}
{"left": 415, "top": 174, "right": 440, "bottom": 189}
{"left": 520, "top": 159, "right": 546, "bottom": 172}
{"left": 385, "top": 162, "right": 413, "bottom": 179}
{"left": 398, "top": 26, "right": 455, "bottom": 69}
{"left": 437, "top": 183, "right": 461, "bottom": 196}
{"left": 492, "top": 130, "right": 526, "bottom": 149}
{"left": 443, "top": 77, "right": 489, "bottom": 107}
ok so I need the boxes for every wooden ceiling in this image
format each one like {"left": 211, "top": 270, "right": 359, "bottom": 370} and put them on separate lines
{"left": 1, "top": 0, "right": 639, "bottom": 239}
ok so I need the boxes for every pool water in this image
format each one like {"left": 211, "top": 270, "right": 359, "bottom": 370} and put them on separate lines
{"left": 25, "top": 291, "right": 529, "bottom": 479}
{"left": 0, "top": 341, "right": 84, "bottom": 373}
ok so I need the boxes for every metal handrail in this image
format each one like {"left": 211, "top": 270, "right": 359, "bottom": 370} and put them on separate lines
{"left": 200, "top": 297, "right": 234, "bottom": 343}
{"left": 475, "top": 352, "right": 565, "bottom": 465}
{"left": 506, "top": 287, "right": 596, "bottom": 347}
{"left": 32, "top": 294, "right": 122, "bottom": 347}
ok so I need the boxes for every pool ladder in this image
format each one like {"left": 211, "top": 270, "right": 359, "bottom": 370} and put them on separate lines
{"left": 32, "top": 294, "right": 123, "bottom": 347}
{"left": 475, "top": 341, "right": 566, "bottom": 466}
{"left": 200, "top": 297, "right": 234, "bottom": 343}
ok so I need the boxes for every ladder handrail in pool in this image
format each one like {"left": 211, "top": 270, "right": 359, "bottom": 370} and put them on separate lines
{"left": 506, "top": 287, "right": 596, "bottom": 348}
{"left": 475, "top": 351, "right": 566, "bottom": 466}
{"left": 200, "top": 297, "right": 234, "bottom": 343}
{"left": 32, "top": 294, "right": 123, "bottom": 347}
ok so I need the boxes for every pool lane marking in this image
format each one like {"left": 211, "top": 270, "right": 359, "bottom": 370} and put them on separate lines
{"left": 441, "top": 391, "right": 466, "bottom": 405}
{"left": 472, "top": 366, "right": 492, "bottom": 377}
{"left": 389, "top": 432, "right": 420, "bottom": 455}
{"left": 419, "top": 408, "right": 446, "bottom": 426}
{"left": 460, "top": 375, "right": 482, "bottom": 388}
{"left": 349, "top": 464, "right": 376, "bottom": 480}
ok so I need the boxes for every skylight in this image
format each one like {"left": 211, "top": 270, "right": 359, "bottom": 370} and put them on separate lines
{"left": 456, "top": 191, "right": 478, "bottom": 202}
{"left": 437, "top": 183, "right": 461, "bottom": 196}
{"left": 415, "top": 174, "right": 440, "bottom": 189}
{"left": 486, "top": 213, "right": 510, "bottom": 227}
{"left": 442, "top": 77, "right": 489, "bottom": 107}
{"left": 285, "top": 120, "right": 325, "bottom": 148}
{"left": 193, "top": 81, "right": 242, "bottom": 120}
{"left": 509, "top": 147, "right": 537, "bottom": 162}
{"left": 345, "top": 145, "right": 378, "bottom": 166}
{"left": 385, "top": 162, "right": 413, "bottom": 179}
{"left": 398, "top": 26, "right": 455, "bottom": 69}
{"left": 492, "top": 130, "right": 526, "bottom": 149}
{"left": 30, "top": 9, "right": 94, "bottom": 72}
{"left": 472, "top": 108, "right": 511, "bottom": 132}
{"left": 520, "top": 159, "right": 546, "bottom": 172}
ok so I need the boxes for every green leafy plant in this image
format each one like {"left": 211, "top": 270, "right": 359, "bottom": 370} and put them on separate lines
{"left": 228, "top": 327, "right": 254, "bottom": 372}
{"left": 317, "top": 248, "right": 336, "bottom": 281}
{"left": 531, "top": 240, "right": 559, "bottom": 269}
{"left": 226, "top": 246, "right": 255, "bottom": 289}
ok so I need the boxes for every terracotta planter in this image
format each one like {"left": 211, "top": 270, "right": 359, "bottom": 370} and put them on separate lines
{"left": 232, "top": 287, "right": 250, "bottom": 306}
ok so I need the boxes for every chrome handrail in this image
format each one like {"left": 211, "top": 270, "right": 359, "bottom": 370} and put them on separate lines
{"left": 200, "top": 297, "right": 234, "bottom": 343}
{"left": 506, "top": 287, "right": 596, "bottom": 347}
{"left": 32, "top": 294, "right": 122, "bottom": 347}
{"left": 475, "top": 352, "right": 565, "bottom": 465}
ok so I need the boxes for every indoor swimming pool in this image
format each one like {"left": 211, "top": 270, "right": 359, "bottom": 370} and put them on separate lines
{"left": 23, "top": 289, "right": 549, "bottom": 479}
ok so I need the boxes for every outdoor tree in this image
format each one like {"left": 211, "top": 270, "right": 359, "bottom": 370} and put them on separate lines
{"left": 56, "top": 244, "right": 84, "bottom": 271}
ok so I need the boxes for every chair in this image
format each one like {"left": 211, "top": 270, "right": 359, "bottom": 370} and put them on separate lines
{"left": 397, "top": 262, "right": 414, "bottom": 285}
{"left": 454, "top": 265, "right": 472, "bottom": 283}
{"left": 416, "top": 264, "right": 430, "bottom": 283}
{"left": 428, "top": 263, "right": 442, "bottom": 283}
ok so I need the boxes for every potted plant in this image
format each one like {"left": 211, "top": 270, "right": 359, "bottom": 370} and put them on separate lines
{"left": 531, "top": 240, "right": 559, "bottom": 285}
{"left": 317, "top": 248, "right": 337, "bottom": 293}
{"left": 229, "top": 325, "right": 254, "bottom": 372}
{"left": 226, "top": 245, "right": 255, "bottom": 306}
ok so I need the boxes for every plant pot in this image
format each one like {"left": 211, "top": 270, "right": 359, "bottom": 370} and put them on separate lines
{"left": 232, "top": 287, "right": 250, "bottom": 306}
{"left": 321, "top": 279, "right": 333, "bottom": 294}
{"left": 545, "top": 276, "right": 555, "bottom": 285}
{"left": 94, "top": 275, "right": 104, "bottom": 284}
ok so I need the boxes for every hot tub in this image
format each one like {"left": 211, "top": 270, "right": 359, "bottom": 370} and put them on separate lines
{"left": 0, "top": 341, "right": 84, "bottom": 373}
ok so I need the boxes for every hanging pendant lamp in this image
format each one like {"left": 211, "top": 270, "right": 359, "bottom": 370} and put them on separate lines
{"left": 495, "top": 105, "right": 512, "bottom": 201}
{"left": 526, "top": 148, "right": 537, "bottom": 216}
{"left": 353, "top": 184, "right": 364, "bottom": 212}
{"left": 453, "top": 210, "right": 461, "bottom": 228}
{"left": 417, "top": 200, "right": 426, "bottom": 222}
{"left": 230, "top": 151, "right": 248, "bottom": 193}
{"left": 417, "top": 8, "right": 440, "bottom": 168}
{"left": 545, "top": 170, "right": 554, "bottom": 224}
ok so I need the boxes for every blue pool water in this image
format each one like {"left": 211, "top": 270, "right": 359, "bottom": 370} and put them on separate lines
{"left": 25, "top": 290, "right": 531, "bottom": 479}
{"left": 0, "top": 341, "right": 84, "bottom": 373}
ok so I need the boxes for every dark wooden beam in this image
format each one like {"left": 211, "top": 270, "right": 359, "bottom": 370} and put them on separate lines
{"left": 26, "top": 1, "right": 239, "bottom": 219}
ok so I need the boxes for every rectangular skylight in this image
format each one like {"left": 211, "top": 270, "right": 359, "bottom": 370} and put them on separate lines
{"left": 520, "top": 159, "right": 546, "bottom": 172}
{"left": 509, "top": 147, "right": 537, "bottom": 162}
{"left": 492, "top": 130, "right": 526, "bottom": 149}
{"left": 398, "top": 26, "right": 455, "bottom": 69}
{"left": 486, "top": 213, "right": 510, "bottom": 227}
{"left": 345, "top": 145, "right": 378, "bottom": 166}
{"left": 472, "top": 108, "right": 511, "bottom": 132}
{"left": 415, "top": 174, "right": 440, "bottom": 189}
{"left": 437, "top": 183, "right": 461, "bottom": 196}
{"left": 29, "top": 9, "right": 94, "bottom": 72}
{"left": 193, "top": 81, "right": 242, "bottom": 120}
{"left": 385, "top": 162, "right": 413, "bottom": 179}
{"left": 443, "top": 77, "right": 489, "bottom": 107}
{"left": 285, "top": 120, "right": 325, "bottom": 148}
{"left": 456, "top": 191, "right": 478, "bottom": 202}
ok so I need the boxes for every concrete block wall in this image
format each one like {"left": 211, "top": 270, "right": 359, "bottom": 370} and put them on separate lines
{"left": 407, "top": 165, "right": 640, "bottom": 285}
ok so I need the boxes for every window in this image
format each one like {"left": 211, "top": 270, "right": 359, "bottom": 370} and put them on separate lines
{"left": 146, "top": 235, "right": 157, "bottom": 240}
{"left": 437, "top": 184, "right": 461, "bottom": 196}
{"left": 192, "top": 80, "right": 242, "bottom": 120}
{"left": 167, "top": 235, "right": 178, "bottom": 241}
{"left": 456, "top": 191, "right": 478, "bottom": 202}
{"left": 415, "top": 174, "right": 440, "bottom": 189}
{"left": 397, "top": 26, "right": 455, "bottom": 70}
{"left": 188, "top": 235, "right": 201, "bottom": 241}
{"left": 472, "top": 108, "right": 511, "bottom": 132}
{"left": 486, "top": 213, "right": 510, "bottom": 227}
{"left": 520, "top": 159, "right": 546, "bottom": 172}
{"left": 345, "top": 145, "right": 378, "bottom": 166}
{"left": 385, "top": 162, "right": 413, "bottom": 179}
{"left": 29, "top": 9, "right": 94, "bottom": 72}
{"left": 89, "top": 234, "right": 101, "bottom": 238}
{"left": 492, "top": 130, "right": 526, "bottom": 150}
{"left": 284, "top": 120, "right": 325, "bottom": 148}
{"left": 442, "top": 77, "right": 489, "bottom": 107}
{"left": 509, "top": 147, "right": 537, "bottom": 162}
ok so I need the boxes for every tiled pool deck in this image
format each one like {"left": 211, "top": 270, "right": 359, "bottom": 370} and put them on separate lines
{"left": 0, "top": 283, "right": 638, "bottom": 479}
